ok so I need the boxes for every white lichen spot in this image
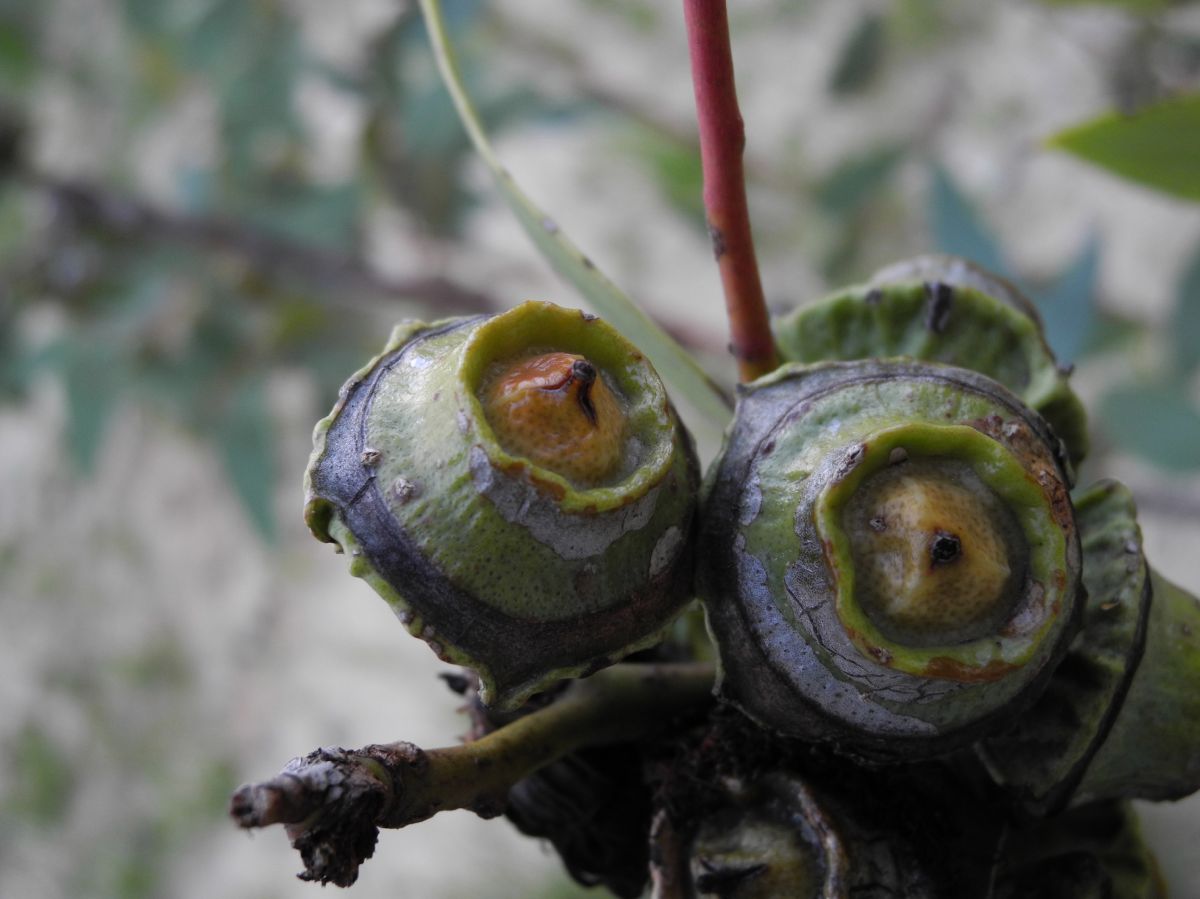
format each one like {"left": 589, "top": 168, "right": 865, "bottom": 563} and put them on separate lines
{"left": 391, "top": 477, "right": 421, "bottom": 504}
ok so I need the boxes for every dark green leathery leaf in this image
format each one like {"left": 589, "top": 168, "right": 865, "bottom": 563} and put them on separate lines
{"left": 305, "top": 301, "right": 699, "bottom": 709}
{"left": 697, "top": 358, "right": 1082, "bottom": 760}
{"left": 773, "top": 255, "right": 1089, "bottom": 467}
{"left": 980, "top": 480, "right": 1200, "bottom": 810}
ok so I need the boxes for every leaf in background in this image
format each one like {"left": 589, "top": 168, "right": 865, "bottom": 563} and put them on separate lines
{"left": 1083, "top": 311, "right": 1145, "bottom": 356}
{"left": 1033, "top": 232, "right": 1101, "bottom": 364}
{"left": 401, "top": 78, "right": 475, "bottom": 160}
{"left": 139, "top": 304, "right": 239, "bottom": 418}
{"left": 1046, "top": 93, "right": 1200, "bottom": 202}
{"left": 213, "top": 14, "right": 305, "bottom": 179}
{"left": 1172, "top": 241, "right": 1200, "bottom": 375}
{"left": 820, "top": 222, "right": 867, "bottom": 286}
{"left": 62, "top": 339, "right": 126, "bottom": 475}
{"left": 5, "top": 724, "right": 75, "bottom": 827}
{"left": 299, "top": 343, "right": 375, "bottom": 411}
{"left": 417, "top": 0, "right": 731, "bottom": 427}
{"left": 828, "top": 12, "right": 887, "bottom": 96}
{"left": 214, "top": 376, "right": 276, "bottom": 542}
{"left": 391, "top": 58, "right": 560, "bottom": 235}
{"left": 1101, "top": 383, "right": 1200, "bottom": 471}
{"left": 174, "top": 166, "right": 214, "bottom": 215}
{"left": 0, "top": 15, "right": 35, "bottom": 88}
{"left": 434, "top": 0, "right": 485, "bottom": 34}
{"left": 583, "top": 0, "right": 660, "bottom": 32}
{"left": 120, "top": 0, "right": 180, "bottom": 37}
{"left": 627, "top": 129, "right": 706, "bottom": 229}
{"left": 0, "top": 299, "right": 31, "bottom": 398}
{"left": 1036, "top": 0, "right": 1174, "bottom": 11}
{"left": 815, "top": 144, "right": 906, "bottom": 215}
{"left": 179, "top": 0, "right": 256, "bottom": 73}
{"left": 237, "top": 181, "right": 363, "bottom": 251}
{"left": 928, "top": 164, "right": 1014, "bottom": 279}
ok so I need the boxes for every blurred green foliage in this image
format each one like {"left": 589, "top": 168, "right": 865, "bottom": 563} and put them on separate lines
{"left": 4, "top": 724, "right": 75, "bottom": 826}
{"left": 1037, "top": 0, "right": 1183, "bottom": 12}
{"left": 1, "top": 0, "right": 1198, "bottom": 549}
{"left": 0, "top": 0, "right": 570, "bottom": 539}
{"left": 828, "top": 11, "right": 888, "bottom": 95}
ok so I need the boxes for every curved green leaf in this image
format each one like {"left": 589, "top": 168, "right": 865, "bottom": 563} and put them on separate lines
{"left": 215, "top": 377, "right": 277, "bottom": 542}
{"left": 1035, "top": 231, "right": 1101, "bottom": 364}
{"left": 828, "top": 11, "right": 887, "bottom": 96}
{"left": 1172, "top": 241, "right": 1200, "bottom": 376}
{"left": 417, "top": 0, "right": 731, "bottom": 427}
{"left": 815, "top": 144, "right": 905, "bottom": 215}
{"left": 928, "top": 165, "right": 1013, "bottom": 279}
{"left": 63, "top": 339, "right": 126, "bottom": 475}
{"left": 1047, "top": 94, "right": 1200, "bottom": 202}
{"left": 1037, "top": 0, "right": 1174, "bottom": 11}
{"left": 1101, "top": 383, "right": 1200, "bottom": 471}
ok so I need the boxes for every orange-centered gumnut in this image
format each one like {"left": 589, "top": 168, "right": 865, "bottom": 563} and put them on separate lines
{"left": 482, "top": 352, "right": 626, "bottom": 486}
{"left": 844, "top": 462, "right": 1022, "bottom": 645}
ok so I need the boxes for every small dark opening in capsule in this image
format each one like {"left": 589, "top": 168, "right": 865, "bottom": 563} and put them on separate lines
{"left": 570, "top": 359, "right": 599, "bottom": 424}
{"left": 930, "top": 532, "right": 962, "bottom": 565}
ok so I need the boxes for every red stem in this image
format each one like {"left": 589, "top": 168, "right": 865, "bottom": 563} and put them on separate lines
{"left": 682, "top": 0, "right": 778, "bottom": 383}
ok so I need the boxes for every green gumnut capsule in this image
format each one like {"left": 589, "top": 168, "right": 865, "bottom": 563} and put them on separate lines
{"left": 772, "top": 254, "right": 1088, "bottom": 467}
{"left": 304, "top": 301, "right": 699, "bottom": 709}
{"left": 665, "top": 771, "right": 938, "bottom": 898}
{"left": 980, "top": 480, "right": 1200, "bottom": 811}
{"left": 697, "top": 358, "right": 1082, "bottom": 760}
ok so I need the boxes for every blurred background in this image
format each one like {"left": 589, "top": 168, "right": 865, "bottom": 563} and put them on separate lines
{"left": 1, "top": 0, "right": 1198, "bottom": 896}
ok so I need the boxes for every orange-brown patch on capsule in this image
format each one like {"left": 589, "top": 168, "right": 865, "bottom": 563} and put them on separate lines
{"left": 482, "top": 352, "right": 625, "bottom": 487}
{"left": 920, "top": 656, "right": 1018, "bottom": 683}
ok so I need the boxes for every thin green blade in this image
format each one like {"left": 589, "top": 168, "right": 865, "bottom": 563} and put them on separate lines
{"left": 417, "top": 0, "right": 731, "bottom": 427}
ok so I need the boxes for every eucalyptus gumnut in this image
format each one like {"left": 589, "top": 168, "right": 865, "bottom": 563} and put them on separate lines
{"left": 304, "top": 301, "right": 699, "bottom": 709}
{"left": 697, "top": 358, "right": 1082, "bottom": 760}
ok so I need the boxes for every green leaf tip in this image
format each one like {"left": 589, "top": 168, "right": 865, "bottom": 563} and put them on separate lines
{"left": 1047, "top": 93, "right": 1200, "bottom": 202}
